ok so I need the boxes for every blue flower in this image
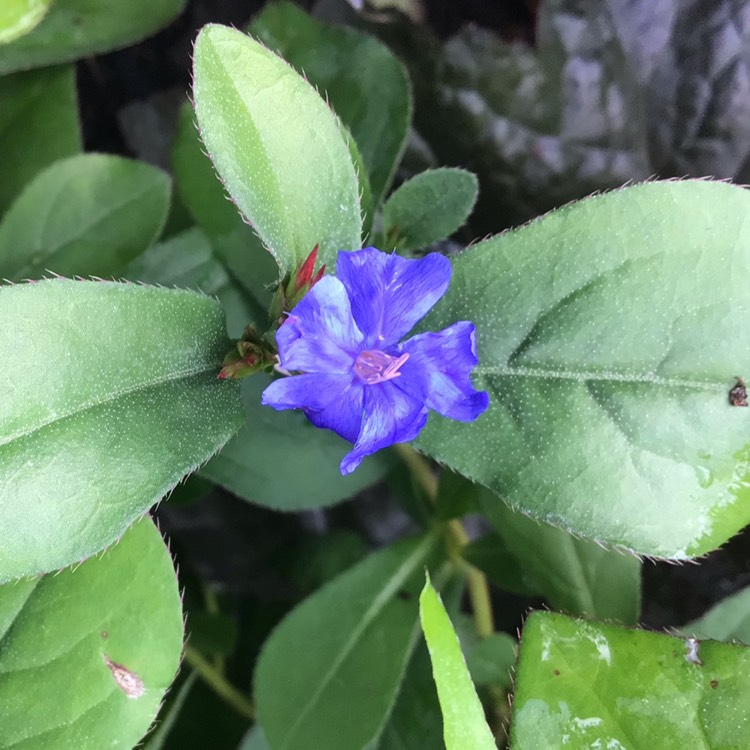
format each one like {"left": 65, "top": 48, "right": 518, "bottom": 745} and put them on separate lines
{"left": 262, "top": 247, "right": 490, "bottom": 474}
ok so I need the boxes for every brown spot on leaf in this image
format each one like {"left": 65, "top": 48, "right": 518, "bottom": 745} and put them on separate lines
{"left": 710, "top": 679, "right": 718, "bottom": 689}
{"left": 553, "top": 669, "right": 560, "bottom": 676}
{"left": 101, "top": 631, "right": 108, "bottom": 639}
{"left": 729, "top": 377, "right": 748, "bottom": 407}
{"left": 103, "top": 655, "right": 144, "bottom": 699}
{"left": 397, "top": 589, "right": 412, "bottom": 601}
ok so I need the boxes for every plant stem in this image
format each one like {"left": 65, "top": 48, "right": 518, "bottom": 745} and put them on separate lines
{"left": 184, "top": 645, "right": 255, "bottom": 720}
{"left": 393, "top": 443, "right": 496, "bottom": 638}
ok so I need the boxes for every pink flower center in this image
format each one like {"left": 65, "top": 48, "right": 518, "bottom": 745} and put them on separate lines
{"left": 354, "top": 350, "right": 410, "bottom": 385}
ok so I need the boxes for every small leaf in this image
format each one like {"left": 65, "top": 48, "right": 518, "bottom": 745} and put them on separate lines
{"left": 171, "top": 103, "right": 278, "bottom": 306}
{"left": 512, "top": 611, "right": 750, "bottom": 749}
{"left": 476, "top": 487, "right": 641, "bottom": 624}
{"left": 466, "top": 632, "right": 516, "bottom": 690}
{"left": 0, "top": 154, "right": 171, "bottom": 280}
{"left": 0, "top": 0, "right": 187, "bottom": 74}
{"left": 381, "top": 168, "right": 478, "bottom": 252}
{"left": 201, "top": 376, "right": 393, "bottom": 511}
{"left": 251, "top": 0, "right": 412, "bottom": 207}
{"left": 0, "top": 518, "right": 183, "bottom": 750}
{"left": 0, "top": 65, "right": 81, "bottom": 216}
{"left": 255, "top": 534, "right": 442, "bottom": 750}
{"left": 122, "top": 226, "right": 263, "bottom": 337}
{"left": 416, "top": 180, "right": 750, "bottom": 559}
{"left": 0, "top": 279, "right": 243, "bottom": 581}
{"left": 419, "top": 575, "right": 496, "bottom": 750}
{"left": 0, "top": 0, "right": 52, "bottom": 44}
{"left": 683, "top": 586, "right": 750, "bottom": 646}
{"left": 192, "top": 24, "right": 362, "bottom": 274}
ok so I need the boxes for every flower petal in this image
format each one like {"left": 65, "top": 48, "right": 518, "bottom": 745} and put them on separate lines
{"left": 336, "top": 248, "right": 452, "bottom": 347}
{"left": 340, "top": 381, "right": 428, "bottom": 475}
{"left": 263, "top": 372, "right": 364, "bottom": 444}
{"left": 277, "top": 275, "right": 363, "bottom": 374}
{"left": 395, "top": 321, "right": 490, "bottom": 421}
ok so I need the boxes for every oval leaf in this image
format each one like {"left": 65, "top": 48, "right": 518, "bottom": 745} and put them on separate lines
{"left": 0, "top": 154, "right": 171, "bottom": 280}
{"left": 416, "top": 180, "right": 750, "bottom": 559}
{"left": 251, "top": 0, "right": 412, "bottom": 207}
{"left": 255, "top": 534, "right": 440, "bottom": 750}
{"left": 381, "top": 168, "right": 478, "bottom": 252}
{"left": 0, "top": 517, "right": 183, "bottom": 750}
{"left": 0, "top": 279, "right": 243, "bottom": 581}
{"left": 419, "top": 576, "right": 496, "bottom": 750}
{"left": 512, "top": 611, "right": 750, "bottom": 749}
{"left": 0, "top": 0, "right": 52, "bottom": 44}
{"left": 192, "top": 24, "right": 362, "bottom": 273}
{"left": 0, "top": 65, "right": 81, "bottom": 216}
{"left": 0, "top": 0, "right": 186, "bottom": 74}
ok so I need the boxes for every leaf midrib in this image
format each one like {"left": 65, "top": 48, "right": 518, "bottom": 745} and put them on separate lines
{"left": 0, "top": 359, "right": 221, "bottom": 449}
{"left": 278, "top": 534, "right": 436, "bottom": 750}
{"left": 477, "top": 363, "right": 726, "bottom": 392}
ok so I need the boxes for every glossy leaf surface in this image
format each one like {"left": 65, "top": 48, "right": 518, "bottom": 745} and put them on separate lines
{"left": 419, "top": 577, "right": 496, "bottom": 750}
{"left": 0, "top": 0, "right": 186, "bottom": 74}
{"left": 0, "top": 518, "right": 183, "bottom": 750}
{"left": 0, "top": 0, "right": 52, "bottom": 44}
{"left": 416, "top": 180, "right": 750, "bottom": 558}
{"left": 0, "top": 65, "right": 81, "bottom": 216}
{"left": 251, "top": 0, "right": 412, "bottom": 207}
{"left": 192, "top": 24, "right": 361, "bottom": 273}
{"left": 512, "top": 611, "right": 750, "bottom": 749}
{"left": 255, "top": 534, "right": 440, "bottom": 750}
{"left": 0, "top": 279, "right": 243, "bottom": 581}
{"left": 381, "top": 168, "right": 478, "bottom": 252}
{"left": 0, "top": 154, "right": 170, "bottom": 280}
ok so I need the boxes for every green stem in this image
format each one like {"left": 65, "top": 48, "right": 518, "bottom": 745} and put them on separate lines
{"left": 393, "top": 443, "right": 496, "bottom": 638}
{"left": 184, "top": 645, "right": 255, "bottom": 720}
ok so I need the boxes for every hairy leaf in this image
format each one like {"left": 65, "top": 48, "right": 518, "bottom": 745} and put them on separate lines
{"left": 416, "top": 180, "right": 750, "bottom": 558}
{"left": 0, "top": 154, "right": 170, "bottom": 280}
{"left": 192, "top": 24, "right": 361, "bottom": 274}
{"left": 0, "top": 279, "right": 243, "bottom": 580}
{"left": 0, "top": 518, "right": 183, "bottom": 750}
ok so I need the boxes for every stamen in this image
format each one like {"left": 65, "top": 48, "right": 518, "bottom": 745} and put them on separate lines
{"left": 354, "top": 350, "right": 410, "bottom": 385}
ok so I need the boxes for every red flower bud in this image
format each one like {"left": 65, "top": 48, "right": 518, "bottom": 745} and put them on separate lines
{"left": 294, "top": 244, "right": 320, "bottom": 293}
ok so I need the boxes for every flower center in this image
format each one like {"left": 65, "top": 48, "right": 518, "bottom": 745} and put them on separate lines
{"left": 354, "top": 349, "right": 409, "bottom": 385}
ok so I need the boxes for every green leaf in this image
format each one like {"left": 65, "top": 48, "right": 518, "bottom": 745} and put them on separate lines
{"left": 255, "top": 534, "right": 441, "bottom": 750}
{"left": 143, "top": 673, "right": 198, "bottom": 750}
{"left": 683, "top": 586, "right": 750, "bottom": 646}
{"left": 122, "top": 227, "right": 262, "bottom": 337}
{"left": 512, "top": 611, "right": 750, "bottom": 749}
{"left": 201, "top": 376, "right": 393, "bottom": 511}
{"left": 0, "top": 64, "right": 81, "bottom": 216}
{"left": 475, "top": 487, "right": 641, "bottom": 624}
{"left": 0, "top": 517, "right": 183, "bottom": 750}
{"left": 0, "top": 154, "right": 171, "bottom": 280}
{"left": 251, "top": 0, "right": 412, "bottom": 207}
{"left": 416, "top": 180, "right": 750, "bottom": 559}
{"left": 419, "top": 576, "right": 496, "bottom": 750}
{"left": 0, "top": 0, "right": 52, "bottom": 44}
{"left": 171, "top": 103, "right": 278, "bottom": 307}
{"left": 381, "top": 168, "right": 478, "bottom": 252}
{"left": 192, "top": 24, "right": 362, "bottom": 274}
{"left": 376, "top": 643, "right": 445, "bottom": 750}
{"left": 466, "top": 632, "right": 516, "bottom": 690}
{"left": 0, "top": 0, "right": 186, "bottom": 74}
{"left": 0, "top": 279, "right": 243, "bottom": 581}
